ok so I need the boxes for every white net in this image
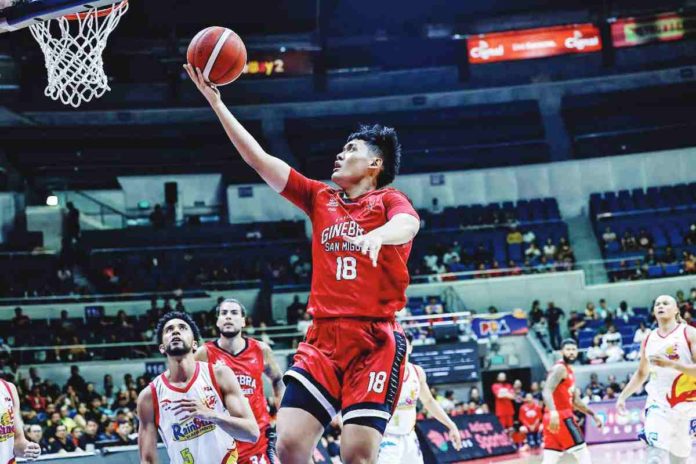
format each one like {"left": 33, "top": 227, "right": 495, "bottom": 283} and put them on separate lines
{"left": 28, "top": 1, "right": 129, "bottom": 108}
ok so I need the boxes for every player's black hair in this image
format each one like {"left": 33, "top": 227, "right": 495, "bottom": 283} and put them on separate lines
{"left": 215, "top": 298, "right": 247, "bottom": 317}
{"left": 560, "top": 338, "right": 577, "bottom": 348}
{"left": 155, "top": 311, "right": 201, "bottom": 344}
{"left": 347, "top": 124, "right": 401, "bottom": 188}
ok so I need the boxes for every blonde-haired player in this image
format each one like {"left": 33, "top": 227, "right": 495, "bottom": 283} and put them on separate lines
{"left": 617, "top": 295, "right": 696, "bottom": 464}
{"left": 377, "top": 335, "right": 462, "bottom": 464}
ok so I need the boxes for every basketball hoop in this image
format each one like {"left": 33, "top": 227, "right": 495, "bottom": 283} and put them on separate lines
{"left": 28, "top": 0, "right": 129, "bottom": 108}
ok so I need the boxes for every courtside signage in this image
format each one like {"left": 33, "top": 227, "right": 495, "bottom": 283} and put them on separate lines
{"left": 611, "top": 12, "right": 696, "bottom": 48}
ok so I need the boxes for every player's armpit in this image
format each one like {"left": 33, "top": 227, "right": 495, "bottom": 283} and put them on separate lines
{"left": 136, "top": 387, "right": 159, "bottom": 464}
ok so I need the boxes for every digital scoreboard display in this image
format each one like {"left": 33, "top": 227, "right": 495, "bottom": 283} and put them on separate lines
{"left": 242, "top": 50, "right": 314, "bottom": 78}
{"left": 410, "top": 341, "right": 480, "bottom": 385}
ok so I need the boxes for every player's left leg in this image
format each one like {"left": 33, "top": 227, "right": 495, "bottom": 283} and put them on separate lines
{"left": 569, "top": 444, "right": 592, "bottom": 464}
{"left": 541, "top": 450, "right": 562, "bottom": 464}
{"left": 405, "top": 430, "right": 425, "bottom": 464}
{"left": 341, "top": 423, "right": 383, "bottom": 464}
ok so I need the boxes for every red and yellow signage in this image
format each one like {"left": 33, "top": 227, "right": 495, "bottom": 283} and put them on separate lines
{"left": 612, "top": 12, "right": 696, "bottom": 48}
{"left": 468, "top": 24, "right": 602, "bottom": 64}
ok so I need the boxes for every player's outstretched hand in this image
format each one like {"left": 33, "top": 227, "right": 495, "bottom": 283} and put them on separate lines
{"left": 170, "top": 398, "right": 216, "bottom": 423}
{"left": 448, "top": 425, "right": 463, "bottom": 451}
{"left": 547, "top": 410, "right": 560, "bottom": 433}
{"left": 344, "top": 232, "right": 383, "bottom": 267}
{"left": 19, "top": 441, "right": 41, "bottom": 460}
{"left": 591, "top": 413, "right": 603, "bottom": 429}
{"left": 183, "top": 64, "right": 222, "bottom": 107}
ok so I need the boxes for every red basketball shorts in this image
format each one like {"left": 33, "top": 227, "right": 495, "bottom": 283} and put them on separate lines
{"left": 283, "top": 318, "right": 407, "bottom": 432}
{"left": 542, "top": 410, "right": 586, "bottom": 453}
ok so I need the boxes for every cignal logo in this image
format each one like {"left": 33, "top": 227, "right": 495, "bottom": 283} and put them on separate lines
{"left": 564, "top": 30, "right": 599, "bottom": 50}
{"left": 470, "top": 40, "right": 505, "bottom": 60}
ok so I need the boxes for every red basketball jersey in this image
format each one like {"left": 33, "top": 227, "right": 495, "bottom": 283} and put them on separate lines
{"left": 205, "top": 338, "right": 270, "bottom": 430}
{"left": 281, "top": 168, "right": 418, "bottom": 319}
{"left": 550, "top": 361, "right": 576, "bottom": 413}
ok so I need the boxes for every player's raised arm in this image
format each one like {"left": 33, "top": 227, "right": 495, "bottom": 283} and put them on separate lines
{"left": 137, "top": 387, "right": 159, "bottom": 464}
{"left": 616, "top": 337, "right": 651, "bottom": 414}
{"left": 184, "top": 64, "right": 290, "bottom": 192}
{"left": 542, "top": 364, "right": 566, "bottom": 433}
{"left": 215, "top": 364, "right": 261, "bottom": 443}
{"left": 414, "top": 365, "right": 462, "bottom": 451}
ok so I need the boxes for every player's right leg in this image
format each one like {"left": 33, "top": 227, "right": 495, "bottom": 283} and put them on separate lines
{"left": 376, "top": 433, "right": 403, "bottom": 464}
{"left": 541, "top": 450, "right": 563, "bottom": 464}
{"left": 275, "top": 406, "right": 324, "bottom": 464}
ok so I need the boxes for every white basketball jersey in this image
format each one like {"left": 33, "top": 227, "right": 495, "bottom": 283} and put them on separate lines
{"left": 644, "top": 324, "right": 696, "bottom": 414}
{"left": 150, "top": 362, "right": 239, "bottom": 464}
{"left": 385, "top": 363, "right": 421, "bottom": 436}
{"left": 0, "top": 380, "right": 15, "bottom": 464}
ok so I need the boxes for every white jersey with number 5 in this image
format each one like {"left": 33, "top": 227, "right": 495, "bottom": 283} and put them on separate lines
{"left": 644, "top": 323, "right": 696, "bottom": 413}
{"left": 385, "top": 363, "right": 421, "bottom": 435}
{"left": 149, "top": 361, "right": 239, "bottom": 464}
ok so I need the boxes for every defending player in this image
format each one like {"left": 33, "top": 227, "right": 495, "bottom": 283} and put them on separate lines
{"left": 0, "top": 378, "right": 41, "bottom": 462}
{"left": 377, "top": 335, "right": 462, "bottom": 464}
{"left": 195, "top": 298, "right": 284, "bottom": 464}
{"left": 617, "top": 295, "right": 696, "bottom": 464}
{"left": 137, "top": 311, "right": 260, "bottom": 464}
{"left": 185, "top": 65, "right": 420, "bottom": 464}
{"left": 541, "top": 339, "right": 602, "bottom": 464}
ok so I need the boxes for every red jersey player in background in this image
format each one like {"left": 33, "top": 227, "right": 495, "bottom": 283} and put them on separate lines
{"left": 541, "top": 339, "right": 603, "bottom": 464}
{"left": 518, "top": 393, "right": 542, "bottom": 449}
{"left": 195, "top": 298, "right": 285, "bottom": 464}
{"left": 185, "top": 64, "right": 420, "bottom": 464}
{"left": 491, "top": 372, "right": 515, "bottom": 429}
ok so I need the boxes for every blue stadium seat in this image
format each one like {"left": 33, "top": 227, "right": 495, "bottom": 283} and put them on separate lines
{"left": 647, "top": 265, "right": 664, "bottom": 278}
{"left": 664, "top": 263, "right": 681, "bottom": 276}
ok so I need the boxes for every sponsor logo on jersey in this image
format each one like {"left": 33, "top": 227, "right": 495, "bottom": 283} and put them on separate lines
{"left": 664, "top": 344, "right": 680, "bottom": 361}
{"left": 327, "top": 198, "right": 339, "bottom": 211}
{"left": 171, "top": 417, "right": 216, "bottom": 442}
{"left": 320, "top": 220, "right": 364, "bottom": 245}
{"left": 666, "top": 373, "right": 696, "bottom": 407}
{"left": 0, "top": 410, "right": 15, "bottom": 442}
{"left": 237, "top": 375, "right": 257, "bottom": 396}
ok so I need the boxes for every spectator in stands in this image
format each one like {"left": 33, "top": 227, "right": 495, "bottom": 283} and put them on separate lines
{"left": 506, "top": 226, "right": 523, "bottom": 245}
{"left": 64, "top": 202, "right": 81, "bottom": 242}
{"left": 512, "top": 379, "right": 525, "bottom": 417}
{"left": 149, "top": 204, "right": 165, "bottom": 229}
{"left": 545, "top": 302, "right": 565, "bottom": 350}
{"left": 286, "top": 295, "right": 306, "bottom": 325}
{"left": 26, "top": 385, "right": 47, "bottom": 412}
{"left": 430, "top": 197, "right": 442, "bottom": 214}
{"left": 556, "top": 237, "right": 575, "bottom": 262}
{"left": 529, "top": 381, "right": 542, "bottom": 402}
{"left": 114, "top": 420, "right": 136, "bottom": 446}
{"left": 567, "top": 311, "right": 585, "bottom": 341}
{"left": 644, "top": 247, "right": 658, "bottom": 266}
{"left": 473, "top": 243, "right": 489, "bottom": 264}
{"left": 597, "top": 298, "right": 613, "bottom": 320}
{"left": 683, "top": 253, "right": 696, "bottom": 274}
{"left": 633, "top": 322, "right": 650, "bottom": 344}
{"left": 297, "top": 312, "right": 312, "bottom": 336}
{"left": 525, "top": 242, "right": 541, "bottom": 261}
{"left": 522, "top": 229, "right": 536, "bottom": 245}
{"left": 637, "top": 229, "right": 653, "bottom": 249}
{"left": 602, "top": 227, "right": 617, "bottom": 248}
{"left": 663, "top": 246, "right": 677, "bottom": 264}
{"left": 601, "top": 325, "right": 624, "bottom": 363}
{"left": 630, "top": 259, "right": 646, "bottom": 280}
{"left": 506, "top": 260, "right": 522, "bottom": 276}
{"left": 586, "top": 373, "right": 605, "bottom": 398}
{"left": 584, "top": 302, "right": 599, "bottom": 320}
{"left": 529, "top": 300, "right": 549, "bottom": 350}
{"left": 491, "top": 373, "right": 515, "bottom": 429}
{"left": 621, "top": 231, "right": 638, "bottom": 251}
{"left": 424, "top": 297, "right": 444, "bottom": 315}
{"left": 49, "top": 424, "right": 80, "bottom": 454}
{"left": 581, "top": 387, "right": 601, "bottom": 404}
{"left": 686, "top": 223, "right": 696, "bottom": 245}
{"left": 443, "top": 246, "right": 460, "bottom": 265}
{"left": 603, "top": 386, "right": 617, "bottom": 401}
{"left": 518, "top": 394, "right": 542, "bottom": 449}
{"left": 615, "top": 300, "right": 634, "bottom": 322}
{"left": 586, "top": 338, "right": 606, "bottom": 364}
{"left": 26, "top": 424, "right": 50, "bottom": 455}
{"left": 67, "top": 365, "right": 87, "bottom": 399}
{"left": 542, "top": 238, "right": 557, "bottom": 260}
{"left": 78, "top": 419, "right": 99, "bottom": 450}
{"left": 468, "top": 386, "right": 483, "bottom": 406}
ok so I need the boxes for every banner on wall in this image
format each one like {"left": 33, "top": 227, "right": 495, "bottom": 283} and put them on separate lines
{"left": 471, "top": 311, "right": 529, "bottom": 338}
{"left": 468, "top": 23, "right": 602, "bottom": 64}
{"left": 417, "top": 414, "right": 516, "bottom": 463}
{"left": 611, "top": 12, "right": 696, "bottom": 48}
{"left": 584, "top": 397, "right": 646, "bottom": 444}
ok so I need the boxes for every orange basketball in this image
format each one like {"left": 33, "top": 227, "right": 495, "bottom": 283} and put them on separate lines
{"left": 187, "top": 27, "right": 247, "bottom": 86}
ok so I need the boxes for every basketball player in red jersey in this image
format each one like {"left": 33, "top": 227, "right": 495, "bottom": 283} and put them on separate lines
{"left": 185, "top": 64, "right": 420, "bottom": 464}
{"left": 541, "top": 339, "right": 603, "bottom": 464}
{"left": 195, "top": 298, "right": 284, "bottom": 464}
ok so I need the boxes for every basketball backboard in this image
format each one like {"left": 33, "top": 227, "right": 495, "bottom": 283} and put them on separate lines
{"left": 0, "top": 0, "right": 119, "bottom": 33}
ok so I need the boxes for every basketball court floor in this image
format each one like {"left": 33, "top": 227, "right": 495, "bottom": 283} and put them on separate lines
{"left": 464, "top": 441, "right": 696, "bottom": 463}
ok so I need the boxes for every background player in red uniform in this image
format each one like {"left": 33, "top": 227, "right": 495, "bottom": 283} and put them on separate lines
{"left": 541, "top": 339, "right": 602, "bottom": 464}
{"left": 185, "top": 65, "right": 420, "bottom": 464}
{"left": 491, "top": 372, "right": 515, "bottom": 429}
{"left": 195, "top": 298, "right": 284, "bottom": 464}
{"left": 519, "top": 393, "right": 542, "bottom": 449}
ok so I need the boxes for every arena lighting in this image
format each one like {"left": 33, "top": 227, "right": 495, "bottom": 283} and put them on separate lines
{"left": 45, "top": 195, "right": 58, "bottom": 206}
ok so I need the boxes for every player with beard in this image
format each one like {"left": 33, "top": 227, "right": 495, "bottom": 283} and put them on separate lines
{"left": 541, "top": 339, "right": 602, "bottom": 464}
{"left": 617, "top": 295, "right": 696, "bottom": 464}
{"left": 138, "top": 311, "right": 259, "bottom": 464}
{"left": 195, "top": 298, "right": 284, "bottom": 464}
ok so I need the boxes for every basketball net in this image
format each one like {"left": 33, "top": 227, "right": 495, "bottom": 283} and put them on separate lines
{"left": 28, "top": 1, "right": 129, "bottom": 108}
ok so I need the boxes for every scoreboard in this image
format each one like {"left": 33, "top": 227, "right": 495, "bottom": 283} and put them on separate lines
{"left": 410, "top": 341, "right": 480, "bottom": 385}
